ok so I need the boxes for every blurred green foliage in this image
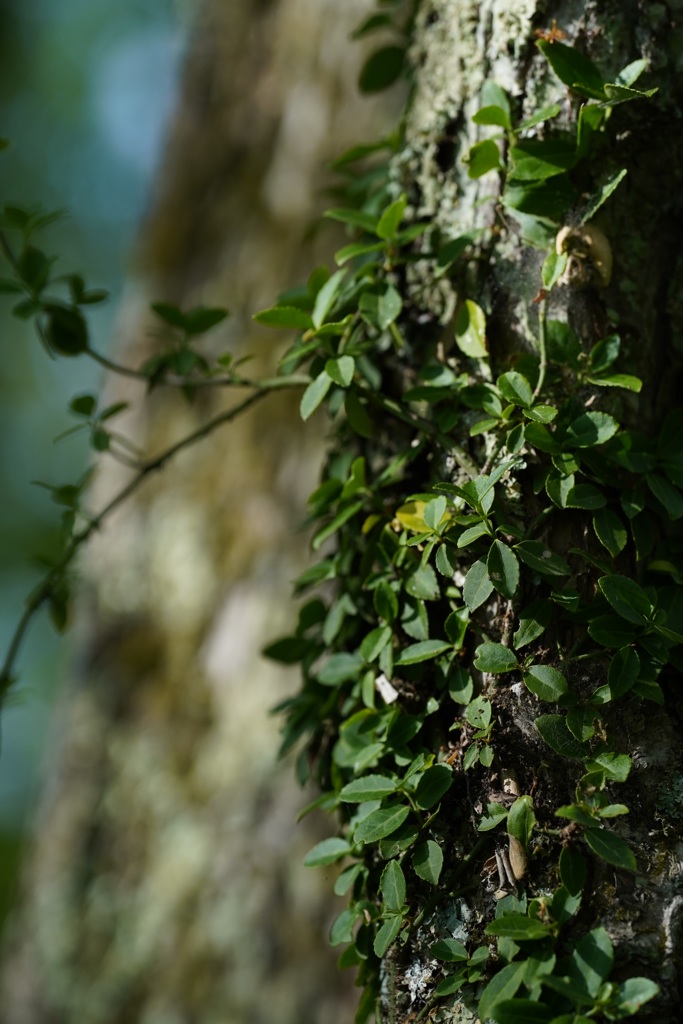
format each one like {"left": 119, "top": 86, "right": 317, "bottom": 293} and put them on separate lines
{"left": 0, "top": 0, "right": 185, "bottom": 927}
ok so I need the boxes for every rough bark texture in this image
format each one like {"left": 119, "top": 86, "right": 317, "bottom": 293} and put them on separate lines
{"left": 376, "top": 1, "right": 683, "bottom": 1021}
{"left": 0, "top": 2, "right": 395, "bottom": 1022}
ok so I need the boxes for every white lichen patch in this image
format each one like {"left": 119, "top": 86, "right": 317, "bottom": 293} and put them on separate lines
{"left": 405, "top": 958, "right": 436, "bottom": 1003}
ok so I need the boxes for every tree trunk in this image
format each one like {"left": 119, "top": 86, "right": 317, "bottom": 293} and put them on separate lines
{"left": 0, "top": 2, "right": 396, "bottom": 1022}
{"left": 268, "top": 2, "right": 683, "bottom": 1023}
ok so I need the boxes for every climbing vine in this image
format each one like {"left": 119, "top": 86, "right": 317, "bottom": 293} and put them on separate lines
{"left": 261, "top": 20, "right": 668, "bottom": 1024}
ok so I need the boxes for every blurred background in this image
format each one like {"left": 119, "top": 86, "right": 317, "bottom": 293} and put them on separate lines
{"left": 0, "top": 0, "right": 187, "bottom": 924}
{"left": 0, "top": 1, "right": 399, "bottom": 1021}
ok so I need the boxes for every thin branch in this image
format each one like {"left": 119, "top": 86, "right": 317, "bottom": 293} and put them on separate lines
{"left": 0, "top": 381, "right": 298, "bottom": 694}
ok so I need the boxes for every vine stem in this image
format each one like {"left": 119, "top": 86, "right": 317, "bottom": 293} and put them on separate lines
{"left": 0, "top": 381, "right": 299, "bottom": 695}
{"left": 532, "top": 294, "right": 549, "bottom": 400}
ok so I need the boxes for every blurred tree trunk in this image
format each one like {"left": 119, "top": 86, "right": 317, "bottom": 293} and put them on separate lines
{"left": 0, "top": 2, "right": 397, "bottom": 1022}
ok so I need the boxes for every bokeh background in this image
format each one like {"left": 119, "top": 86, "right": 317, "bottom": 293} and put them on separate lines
{"left": 0, "top": 2, "right": 401, "bottom": 1020}
{"left": 0, "top": 0, "right": 187, "bottom": 927}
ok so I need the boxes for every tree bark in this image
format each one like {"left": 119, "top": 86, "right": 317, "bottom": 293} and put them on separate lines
{"left": 363, "top": 1, "right": 683, "bottom": 1020}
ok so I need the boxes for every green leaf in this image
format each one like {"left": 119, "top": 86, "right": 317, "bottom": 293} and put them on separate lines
{"left": 359, "top": 285, "right": 402, "bottom": 331}
{"left": 373, "top": 915, "right": 403, "bottom": 957}
{"left": 380, "top": 859, "right": 406, "bottom": 912}
{"left": 535, "top": 715, "right": 587, "bottom": 759}
{"left": 334, "top": 862, "right": 363, "bottom": 896}
{"left": 458, "top": 521, "right": 491, "bottom": 547}
{"left": 515, "top": 541, "right": 571, "bottom": 577}
{"left": 584, "top": 751, "right": 632, "bottom": 782}
{"left": 445, "top": 607, "right": 469, "bottom": 649}
{"left": 536, "top": 39, "right": 605, "bottom": 99}
{"left": 588, "top": 615, "right": 639, "bottom": 648}
{"left": 486, "top": 914, "right": 551, "bottom": 940}
{"left": 466, "top": 139, "right": 502, "bottom": 178}
{"left": 376, "top": 195, "right": 407, "bottom": 240}
{"left": 606, "top": 646, "right": 640, "bottom": 699}
{"left": 477, "top": 962, "right": 526, "bottom": 1021}
{"left": 587, "top": 372, "right": 642, "bottom": 392}
{"left": 304, "top": 836, "right": 352, "bottom": 866}
{"left": 472, "top": 104, "right": 511, "bottom": 128}
{"left": 253, "top": 305, "right": 314, "bottom": 330}
{"left": 454, "top": 299, "right": 488, "bottom": 358}
{"left": 487, "top": 540, "right": 520, "bottom": 599}
{"left": 335, "top": 240, "right": 385, "bottom": 266}
{"left": 406, "top": 563, "right": 440, "bottom": 601}
{"left": 541, "top": 249, "right": 568, "bottom": 289}
{"left": 507, "top": 795, "right": 536, "bottom": 846}
{"left": 436, "top": 544, "right": 456, "bottom": 577}
{"left": 565, "top": 411, "right": 619, "bottom": 448}
{"left": 330, "top": 907, "right": 358, "bottom": 945}
{"left": 395, "top": 639, "right": 451, "bottom": 665}
{"left": 523, "top": 665, "right": 568, "bottom": 702}
{"left": 318, "top": 651, "right": 363, "bottom": 686}
{"left": 354, "top": 805, "right": 411, "bottom": 843}
{"left": 581, "top": 168, "right": 628, "bottom": 223}
{"left": 559, "top": 846, "right": 587, "bottom": 895}
{"left": 513, "top": 600, "right": 553, "bottom": 649}
{"left": 360, "top": 626, "right": 392, "bottom": 663}
{"left": 478, "top": 802, "right": 509, "bottom": 831}
{"left": 584, "top": 828, "right": 637, "bottom": 870}
{"left": 490, "top": 1000, "right": 554, "bottom": 1023}
{"left": 300, "top": 370, "right": 332, "bottom": 421}
{"left": 414, "top": 764, "right": 453, "bottom": 809}
{"left": 345, "top": 391, "right": 374, "bottom": 437}
{"left": 593, "top": 508, "right": 627, "bottom": 557}
{"left": 312, "top": 268, "right": 346, "bottom": 328}
{"left": 509, "top": 138, "right": 577, "bottom": 180}
{"left": 466, "top": 695, "right": 491, "bottom": 730}
{"left": 340, "top": 775, "right": 398, "bottom": 802}
{"left": 183, "top": 306, "right": 228, "bottom": 335}
{"left": 474, "top": 642, "right": 518, "bottom": 674}
{"left": 598, "top": 574, "right": 653, "bottom": 624}
{"left": 570, "top": 927, "right": 614, "bottom": 997}
{"left": 503, "top": 175, "right": 576, "bottom": 220}
{"left": 413, "top": 840, "right": 443, "bottom": 884}
{"left": 614, "top": 977, "right": 659, "bottom": 1014}
{"left": 431, "top": 938, "right": 468, "bottom": 962}
{"left": 588, "top": 333, "right": 620, "bottom": 373}
{"left": 359, "top": 45, "right": 405, "bottom": 92}
{"left": 463, "top": 559, "right": 494, "bottom": 610}
{"left": 647, "top": 473, "right": 683, "bottom": 519}
{"left": 424, "top": 495, "right": 447, "bottom": 531}
{"left": 518, "top": 103, "right": 561, "bottom": 130}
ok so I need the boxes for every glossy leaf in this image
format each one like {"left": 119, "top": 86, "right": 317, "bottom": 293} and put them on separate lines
{"left": 584, "top": 828, "right": 637, "bottom": 871}
{"left": 300, "top": 370, "right": 332, "bottom": 421}
{"left": 598, "top": 574, "right": 653, "bottom": 624}
{"left": 413, "top": 840, "right": 443, "bottom": 884}
{"left": 339, "top": 775, "right": 398, "bottom": 802}
{"left": 507, "top": 796, "right": 536, "bottom": 847}
{"left": 380, "top": 859, "right": 406, "bottom": 912}
{"left": 488, "top": 540, "right": 520, "bottom": 599}
{"left": 463, "top": 559, "right": 494, "bottom": 610}
{"left": 523, "top": 665, "right": 568, "bottom": 702}
{"left": 474, "top": 642, "right": 518, "bottom": 674}
{"left": 373, "top": 914, "right": 403, "bottom": 956}
{"left": 354, "top": 805, "right": 411, "bottom": 843}
{"left": 454, "top": 299, "right": 488, "bottom": 359}
{"left": 304, "top": 837, "right": 352, "bottom": 866}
